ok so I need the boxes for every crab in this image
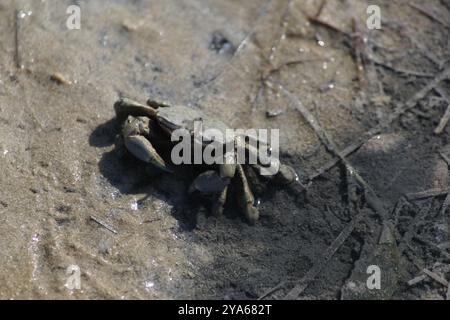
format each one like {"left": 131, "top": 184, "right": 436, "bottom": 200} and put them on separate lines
{"left": 114, "top": 97, "right": 298, "bottom": 224}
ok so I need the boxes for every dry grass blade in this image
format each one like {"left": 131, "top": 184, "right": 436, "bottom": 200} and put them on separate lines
{"left": 14, "top": 9, "right": 21, "bottom": 69}
{"left": 434, "top": 86, "right": 450, "bottom": 134}
{"left": 90, "top": 215, "right": 118, "bottom": 234}
{"left": 422, "top": 269, "right": 449, "bottom": 287}
{"left": 408, "top": 3, "right": 450, "bottom": 28}
{"left": 369, "top": 56, "right": 435, "bottom": 78}
{"left": 309, "top": 140, "right": 366, "bottom": 181}
{"left": 440, "top": 152, "right": 450, "bottom": 166}
{"left": 390, "top": 67, "right": 450, "bottom": 121}
{"left": 405, "top": 187, "right": 450, "bottom": 201}
{"left": 407, "top": 275, "right": 427, "bottom": 286}
{"left": 441, "top": 193, "right": 450, "bottom": 215}
{"left": 414, "top": 236, "right": 450, "bottom": 260}
{"left": 434, "top": 105, "right": 450, "bottom": 135}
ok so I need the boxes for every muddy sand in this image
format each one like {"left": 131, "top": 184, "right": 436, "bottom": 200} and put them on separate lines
{"left": 0, "top": 0, "right": 449, "bottom": 299}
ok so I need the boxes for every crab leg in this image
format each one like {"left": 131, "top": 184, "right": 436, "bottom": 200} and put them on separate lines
{"left": 235, "top": 164, "right": 259, "bottom": 224}
{"left": 114, "top": 98, "right": 157, "bottom": 121}
{"left": 219, "top": 150, "right": 236, "bottom": 178}
{"left": 212, "top": 185, "right": 228, "bottom": 216}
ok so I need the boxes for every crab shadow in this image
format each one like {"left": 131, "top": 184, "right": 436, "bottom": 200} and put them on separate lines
{"left": 90, "top": 118, "right": 198, "bottom": 230}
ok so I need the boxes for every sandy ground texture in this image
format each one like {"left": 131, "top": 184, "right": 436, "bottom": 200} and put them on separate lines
{"left": 0, "top": 0, "right": 449, "bottom": 299}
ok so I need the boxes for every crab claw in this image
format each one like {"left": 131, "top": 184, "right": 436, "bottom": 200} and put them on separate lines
{"left": 124, "top": 135, "right": 171, "bottom": 173}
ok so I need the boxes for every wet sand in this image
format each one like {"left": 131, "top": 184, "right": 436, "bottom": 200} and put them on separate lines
{"left": 0, "top": 0, "right": 449, "bottom": 299}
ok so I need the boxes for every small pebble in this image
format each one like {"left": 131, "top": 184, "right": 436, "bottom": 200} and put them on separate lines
{"left": 50, "top": 72, "right": 71, "bottom": 85}
{"left": 266, "top": 109, "right": 284, "bottom": 118}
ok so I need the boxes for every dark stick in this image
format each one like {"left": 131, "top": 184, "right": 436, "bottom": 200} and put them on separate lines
{"left": 389, "top": 67, "right": 450, "bottom": 123}
{"left": 309, "top": 137, "right": 366, "bottom": 181}
{"left": 405, "top": 187, "right": 450, "bottom": 201}
{"left": 90, "top": 215, "right": 118, "bottom": 234}
{"left": 369, "top": 56, "right": 434, "bottom": 78}
{"left": 14, "top": 9, "right": 21, "bottom": 69}
{"left": 408, "top": 3, "right": 450, "bottom": 28}
{"left": 315, "top": 0, "right": 328, "bottom": 18}
{"left": 434, "top": 86, "right": 450, "bottom": 134}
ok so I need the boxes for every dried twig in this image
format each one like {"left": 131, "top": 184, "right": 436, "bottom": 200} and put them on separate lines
{"left": 439, "top": 152, "right": 450, "bottom": 166}
{"left": 407, "top": 274, "right": 427, "bottom": 286}
{"left": 434, "top": 105, "right": 450, "bottom": 134}
{"left": 390, "top": 66, "right": 450, "bottom": 121}
{"left": 435, "top": 85, "right": 450, "bottom": 105}
{"left": 309, "top": 139, "right": 366, "bottom": 180}
{"left": 405, "top": 187, "right": 450, "bottom": 201}
{"left": 370, "top": 56, "right": 435, "bottom": 78}
{"left": 352, "top": 18, "right": 366, "bottom": 86}
{"left": 258, "top": 281, "right": 290, "bottom": 300}
{"left": 422, "top": 268, "right": 449, "bottom": 287}
{"left": 398, "top": 201, "right": 432, "bottom": 254}
{"left": 315, "top": 0, "right": 328, "bottom": 18}
{"left": 408, "top": 268, "right": 450, "bottom": 288}
{"left": 263, "top": 58, "right": 321, "bottom": 78}
{"left": 392, "top": 196, "right": 407, "bottom": 227}
{"left": 90, "top": 215, "right": 118, "bottom": 234}
{"left": 304, "top": 13, "right": 351, "bottom": 38}
{"left": 441, "top": 193, "right": 450, "bottom": 215}
{"left": 414, "top": 236, "right": 450, "bottom": 260}
{"left": 434, "top": 86, "right": 450, "bottom": 134}
{"left": 14, "top": 9, "right": 21, "bottom": 69}
{"left": 438, "top": 147, "right": 450, "bottom": 216}
{"left": 401, "top": 25, "right": 444, "bottom": 69}
{"left": 408, "top": 3, "right": 450, "bottom": 28}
